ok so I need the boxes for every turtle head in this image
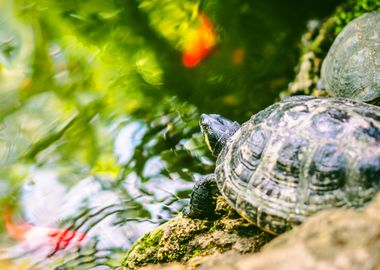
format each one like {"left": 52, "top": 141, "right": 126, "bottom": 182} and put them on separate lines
{"left": 200, "top": 114, "right": 240, "bottom": 156}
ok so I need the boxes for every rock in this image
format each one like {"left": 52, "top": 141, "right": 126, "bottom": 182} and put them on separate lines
{"left": 122, "top": 193, "right": 380, "bottom": 270}
{"left": 233, "top": 194, "right": 380, "bottom": 270}
{"left": 122, "top": 196, "right": 274, "bottom": 269}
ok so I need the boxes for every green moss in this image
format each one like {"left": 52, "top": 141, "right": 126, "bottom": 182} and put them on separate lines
{"left": 122, "top": 199, "right": 274, "bottom": 269}
{"left": 208, "top": 222, "right": 220, "bottom": 233}
{"left": 122, "top": 228, "right": 164, "bottom": 268}
{"left": 162, "top": 243, "right": 189, "bottom": 262}
{"left": 309, "top": 0, "right": 379, "bottom": 57}
{"left": 191, "top": 249, "right": 200, "bottom": 258}
{"left": 206, "top": 243, "right": 215, "bottom": 249}
{"left": 136, "top": 230, "right": 163, "bottom": 254}
{"left": 334, "top": 0, "right": 380, "bottom": 34}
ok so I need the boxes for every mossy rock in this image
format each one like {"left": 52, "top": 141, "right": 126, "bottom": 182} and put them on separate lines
{"left": 121, "top": 196, "right": 274, "bottom": 269}
{"left": 282, "top": 0, "right": 380, "bottom": 98}
{"left": 120, "top": 193, "right": 380, "bottom": 270}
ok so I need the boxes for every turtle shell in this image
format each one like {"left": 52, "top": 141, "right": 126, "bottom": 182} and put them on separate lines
{"left": 321, "top": 11, "right": 380, "bottom": 102}
{"left": 215, "top": 96, "right": 380, "bottom": 234}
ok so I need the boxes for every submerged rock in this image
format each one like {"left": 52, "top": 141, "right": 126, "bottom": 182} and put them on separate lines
{"left": 121, "top": 193, "right": 380, "bottom": 270}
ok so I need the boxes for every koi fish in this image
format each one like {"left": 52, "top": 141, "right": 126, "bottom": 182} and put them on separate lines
{"left": 182, "top": 12, "right": 217, "bottom": 68}
{"left": 3, "top": 207, "right": 88, "bottom": 257}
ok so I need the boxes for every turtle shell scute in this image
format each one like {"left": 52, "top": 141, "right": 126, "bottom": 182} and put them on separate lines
{"left": 215, "top": 97, "right": 380, "bottom": 234}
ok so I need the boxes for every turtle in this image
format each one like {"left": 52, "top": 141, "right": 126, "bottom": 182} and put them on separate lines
{"left": 184, "top": 96, "right": 380, "bottom": 234}
{"left": 320, "top": 11, "right": 380, "bottom": 103}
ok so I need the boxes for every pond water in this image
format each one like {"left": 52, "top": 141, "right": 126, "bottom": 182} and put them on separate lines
{"left": 0, "top": 0, "right": 343, "bottom": 269}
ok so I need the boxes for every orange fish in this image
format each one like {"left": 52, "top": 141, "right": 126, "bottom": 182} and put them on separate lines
{"left": 182, "top": 12, "right": 217, "bottom": 68}
{"left": 3, "top": 207, "right": 88, "bottom": 256}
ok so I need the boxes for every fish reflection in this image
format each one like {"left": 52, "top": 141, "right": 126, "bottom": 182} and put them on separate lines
{"left": 182, "top": 12, "right": 217, "bottom": 68}
{"left": 0, "top": 174, "right": 160, "bottom": 269}
{"left": 3, "top": 206, "right": 88, "bottom": 256}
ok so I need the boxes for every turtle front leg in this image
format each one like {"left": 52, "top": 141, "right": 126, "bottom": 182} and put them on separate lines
{"left": 183, "top": 173, "right": 219, "bottom": 219}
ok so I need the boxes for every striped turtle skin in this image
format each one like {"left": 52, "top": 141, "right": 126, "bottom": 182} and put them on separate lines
{"left": 215, "top": 96, "right": 380, "bottom": 234}
{"left": 321, "top": 11, "right": 380, "bottom": 102}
